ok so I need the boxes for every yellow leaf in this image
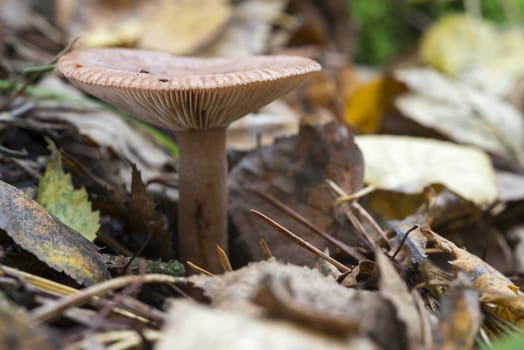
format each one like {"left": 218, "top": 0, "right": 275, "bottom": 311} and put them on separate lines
{"left": 344, "top": 76, "right": 404, "bottom": 133}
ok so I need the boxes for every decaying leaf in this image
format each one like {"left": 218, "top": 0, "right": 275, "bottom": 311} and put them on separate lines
{"left": 424, "top": 229, "right": 524, "bottom": 327}
{"left": 394, "top": 68, "right": 524, "bottom": 166}
{"left": 420, "top": 14, "right": 524, "bottom": 95}
{"left": 355, "top": 135, "right": 497, "bottom": 206}
{"left": 435, "top": 274, "right": 481, "bottom": 350}
{"left": 125, "top": 164, "right": 172, "bottom": 259}
{"left": 157, "top": 300, "right": 373, "bottom": 350}
{"left": 376, "top": 251, "right": 424, "bottom": 350}
{"left": 0, "top": 293, "right": 54, "bottom": 350}
{"left": 190, "top": 259, "right": 403, "bottom": 346}
{"left": 229, "top": 122, "right": 363, "bottom": 266}
{"left": 37, "top": 142, "right": 100, "bottom": 241}
{"left": 0, "top": 180, "right": 110, "bottom": 285}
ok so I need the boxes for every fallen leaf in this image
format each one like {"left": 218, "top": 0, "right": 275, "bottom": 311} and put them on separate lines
{"left": 0, "top": 180, "right": 110, "bottom": 285}
{"left": 423, "top": 229, "right": 524, "bottom": 327}
{"left": 355, "top": 135, "right": 497, "bottom": 206}
{"left": 496, "top": 171, "right": 524, "bottom": 202}
{"left": 420, "top": 14, "right": 524, "bottom": 96}
{"left": 200, "top": 0, "right": 286, "bottom": 56}
{"left": 125, "top": 164, "right": 172, "bottom": 259}
{"left": 394, "top": 68, "right": 524, "bottom": 166}
{"left": 157, "top": 300, "right": 372, "bottom": 350}
{"left": 376, "top": 250, "right": 424, "bottom": 350}
{"left": 229, "top": 122, "right": 363, "bottom": 266}
{"left": 435, "top": 274, "right": 481, "bottom": 350}
{"left": 189, "top": 259, "right": 402, "bottom": 347}
{"left": 0, "top": 293, "right": 54, "bottom": 350}
{"left": 34, "top": 75, "right": 178, "bottom": 200}
{"left": 227, "top": 101, "right": 300, "bottom": 151}
{"left": 344, "top": 75, "right": 404, "bottom": 133}
{"left": 37, "top": 141, "right": 100, "bottom": 241}
{"left": 139, "top": 0, "right": 232, "bottom": 55}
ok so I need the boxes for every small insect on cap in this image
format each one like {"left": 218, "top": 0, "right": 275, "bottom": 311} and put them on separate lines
{"left": 57, "top": 48, "right": 321, "bottom": 131}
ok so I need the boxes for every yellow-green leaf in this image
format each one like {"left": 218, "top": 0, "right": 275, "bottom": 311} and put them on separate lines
{"left": 37, "top": 143, "right": 100, "bottom": 241}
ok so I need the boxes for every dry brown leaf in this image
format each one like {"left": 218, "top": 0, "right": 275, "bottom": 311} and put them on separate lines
{"left": 0, "top": 295, "right": 54, "bottom": 350}
{"left": 435, "top": 274, "right": 481, "bottom": 350}
{"left": 376, "top": 250, "right": 424, "bottom": 350}
{"left": 229, "top": 122, "right": 363, "bottom": 266}
{"left": 424, "top": 229, "right": 524, "bottom": 327}
{"left": 0, "top": 180, "right": 110, "bottom": 285}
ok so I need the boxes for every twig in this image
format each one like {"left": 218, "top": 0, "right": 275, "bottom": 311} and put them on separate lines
{"left": 253, "top": 189, "right": 365, "bottom": 261}
{"left": 251, "top": 209, "right": 351, "bottom": 273}
{"left": 30, "top": 274, "right": 187, "bottom": 325}
{"left": 391, "top": 225, "right": 419, "bottom": 260}
{"left": 329, "top": 180, "right": 389, "bottom": 245}
{"left": 326, "top": 180, "right": 379, "bottom": 254}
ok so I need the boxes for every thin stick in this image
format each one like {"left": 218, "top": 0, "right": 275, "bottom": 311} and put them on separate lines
{"left": 335, "top": 185, "right": 376, "bottom": 204}
{"left": 329, "top": 180, "right": 389, "bottom": 244}
{"left": 254, "top": 189, "right": 365, "bottom": 261}
{"left": 351, "top": 201, "right": 390, "bottom": 244}
{"left": 251, "top": 209, "right": 351, "bottom": 273}
{"left": 391, "top": 225, "right": 419, "bottom": 260}
{"left": 259, "top": 238, "right": 273, "bottom": 259}
{"left": 30, "top": 274, "right": 187, "bottom": 325}
{"left": 216, "top": 244, "right": 233, "bottom": 272}
{"left": 326, "top": 180, "right": 379, "bottom": 253}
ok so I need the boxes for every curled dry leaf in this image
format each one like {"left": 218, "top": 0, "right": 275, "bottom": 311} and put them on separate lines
{"left": 424, "top": 229, "right": 524, "bottom": 327}
{"left": 0, "top": 180, "right": 110, "bottom": 285}
{"left": 157, "top": 300, "right": 374, "bottom": 350}
{"left": 229, "top": 122, "right": 363, "bottom": 266}
{"left": 355, "top": 135, "right": 497, "bottom": 206}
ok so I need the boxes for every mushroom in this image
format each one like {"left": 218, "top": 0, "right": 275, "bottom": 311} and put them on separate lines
{"left": 57, "top": 48, "right": 321, "bottom": 273}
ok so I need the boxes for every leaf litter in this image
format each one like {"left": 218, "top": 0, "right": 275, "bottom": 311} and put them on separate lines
{"left": 2, "top": 1, "right": 524, "bottom": 349}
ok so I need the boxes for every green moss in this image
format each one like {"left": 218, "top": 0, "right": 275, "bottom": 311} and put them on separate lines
{"left": 347, "top": 0, "right": 524, "bottom": 66}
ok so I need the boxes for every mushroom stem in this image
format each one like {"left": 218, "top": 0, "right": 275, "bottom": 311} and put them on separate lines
{"left": 175, "top": 127, "right": 227, "bottom": 273}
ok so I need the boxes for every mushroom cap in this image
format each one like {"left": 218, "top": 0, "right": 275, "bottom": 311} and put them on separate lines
{"left": 57, "top": 48, "right": 321, "bottom": 130}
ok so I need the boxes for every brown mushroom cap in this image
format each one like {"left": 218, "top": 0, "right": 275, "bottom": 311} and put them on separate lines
{"left": 57, "top": 48, "right": 321, "bottom": 130}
